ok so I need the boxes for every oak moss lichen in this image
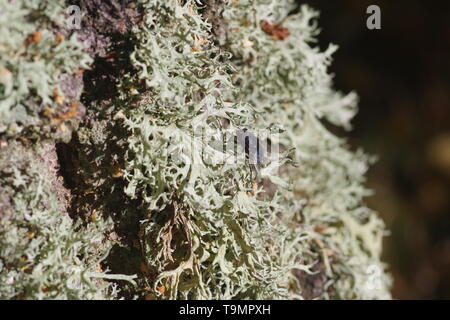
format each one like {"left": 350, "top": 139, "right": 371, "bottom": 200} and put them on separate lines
{"left": 0, "top": 0, "right": 91, "bottom": 140}
{"left": 0, "top": 0, "right": 391, "bottom": 299}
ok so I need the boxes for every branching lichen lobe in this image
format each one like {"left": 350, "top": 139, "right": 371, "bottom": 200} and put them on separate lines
{"left": 0, "top": 0, "right": 391, "bottom": 300}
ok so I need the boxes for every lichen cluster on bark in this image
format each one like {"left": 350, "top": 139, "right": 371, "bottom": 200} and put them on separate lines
{"left": 0, "top": 0, "right": 391, "bottom": 299}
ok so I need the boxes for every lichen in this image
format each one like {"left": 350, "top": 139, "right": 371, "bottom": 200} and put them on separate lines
{"left": 0, "top": 0, "right": 91, "bottom": 140}
{"left": 0, "top": 0, "right": 391, "bottom": 300}
{"left": 222, "top": 0, "right": 391, "bottom": 299}
{"left": 0, "top": 140, "right": 135, "bottom": 299}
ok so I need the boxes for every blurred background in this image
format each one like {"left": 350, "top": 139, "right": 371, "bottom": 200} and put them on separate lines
{"left": 302, "top": 0, "right": 450, "bottom": 299}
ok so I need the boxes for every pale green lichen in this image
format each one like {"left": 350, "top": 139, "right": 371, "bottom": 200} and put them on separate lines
{"left": 115, "top": 0, "right": 391, "bottom": 299}
{"left": 0, "top": 0, "right": 391, "bottom": 300}
{"left": 0, "top": 141, "right": 135, "bottom": 299}
{"left": 0, "top": 0, "right": 131, "bottom": 300}
{"left": 118, "top": 0, "right": 298, "bottom": 299}
{"left": 0, "top": 0, "right": 91, "bottom": 138}
{"left": 221, "top": 0, "right": 391, "bottom": 299}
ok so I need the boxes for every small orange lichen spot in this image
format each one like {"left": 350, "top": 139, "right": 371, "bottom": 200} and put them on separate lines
{"left": 191, "top": 35, "right": 208, "bottom": 52}
{"left": 145, "top": 293, "right": 157, "bottom": 300}
{"left": 96, "top": 264, "right": 103, "bottom": 273}
{"left": 32, "top": 31, "right": 42, "bottom": 43}
{"left": 26, "top": 232, "right": 35, "bottom": 239}
{"left": 140, "top": 262, "right": 150, "bottom": 274}
{"left": 314, "top": 226, "right": 326, "bottom": 234}
{"left": 282, "top": 103, "right": 290, "bottom": 110}
{"left": 260, "top": 20, "right": 290, "bottom": 41}
{"left": 60, "top": 108, "right": 79, "bottom": 120}
{"left": 112, "top": 166, "right": 123, "bottom": 178}
{"left": 156, "top": 285, "right": 166, "bottom": 295}
{"left": 55, "top": 32, "right": 63, "bottom": 44}
{"left": 91, "top": 209, "right": 98, "bottom": 222}
{"left": 51, "top": 102, "right": 81, "bottom": 122}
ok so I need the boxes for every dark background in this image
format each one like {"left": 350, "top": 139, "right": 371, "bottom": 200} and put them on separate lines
{"left": 301, "top": 0, "right": 450, "bottom": 299}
